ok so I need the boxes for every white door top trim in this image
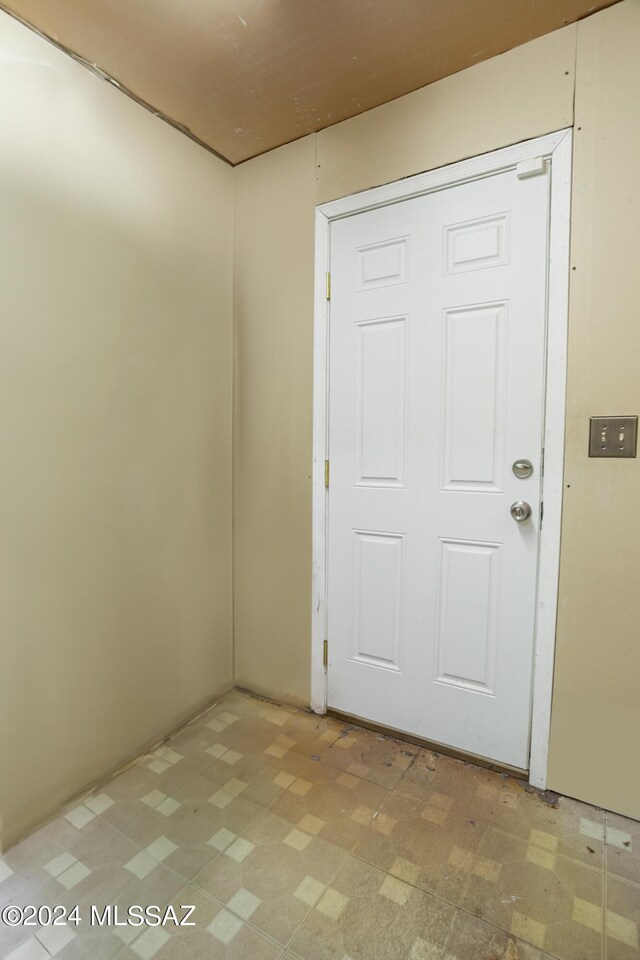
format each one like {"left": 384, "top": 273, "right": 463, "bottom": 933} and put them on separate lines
{"left": 318, "top": 130, "right": 571, "bottom": 220}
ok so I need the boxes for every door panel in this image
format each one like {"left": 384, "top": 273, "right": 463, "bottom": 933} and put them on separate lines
{"left": 352, "top": 531, "right": 404, "bottom": 671}
{"left": 435, "top": 537, "right": 501, "bottom": 696}
{"left": 354, "top": 316, "right": 408, "bottom": 487}
{"left": 327, "top": 167, "right": 550, "bottom": 769}
{"left": 442, "top": 302, "right": 507, "bottom": 491}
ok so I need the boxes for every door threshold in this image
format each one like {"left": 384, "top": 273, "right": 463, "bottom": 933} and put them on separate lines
{"left": 327, "top": 708, "right": 529, "bottom": 781}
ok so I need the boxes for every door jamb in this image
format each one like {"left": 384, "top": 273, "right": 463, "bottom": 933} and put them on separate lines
{"left": 311, "top": 129, "right": 572, "bottom": 789}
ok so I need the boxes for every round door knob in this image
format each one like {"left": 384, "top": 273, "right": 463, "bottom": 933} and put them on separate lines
{"left": 510, "top": 500, "right": 532, "bottom": 522}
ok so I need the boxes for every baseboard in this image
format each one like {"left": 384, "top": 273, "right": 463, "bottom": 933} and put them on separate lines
{"left": 233, "top": 683, "right": 309, "bottom": 711}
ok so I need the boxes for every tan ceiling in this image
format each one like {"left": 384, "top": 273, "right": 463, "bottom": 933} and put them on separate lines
{"left": 1, "top": 0, "right": 619, "bottom": 164}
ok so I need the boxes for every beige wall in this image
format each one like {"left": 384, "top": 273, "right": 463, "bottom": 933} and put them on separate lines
{"left": 546, "top": 0, "right": 640, "bottom": 816}
{"left": 316, "top": 23, "right": 576, "bottom": 203}
{"left": 234, "top": 1, "right": 640, "bottom": 819}
{"left": 0, "top": 13, "right": 234, "bottom": 845}
{"left": 233, "top": 136, "right": 317, "bottom": 705}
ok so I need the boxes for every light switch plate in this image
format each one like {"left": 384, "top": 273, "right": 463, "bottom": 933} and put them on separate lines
{"left": 589, "top": 416, "right": 638, "bottom": 458}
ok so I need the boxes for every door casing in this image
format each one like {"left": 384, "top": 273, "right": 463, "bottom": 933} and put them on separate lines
{"left": 311, "top": 129, "right": 572, "bottom": 789}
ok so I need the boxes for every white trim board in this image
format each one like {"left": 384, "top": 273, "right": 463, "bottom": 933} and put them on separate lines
{"left": 311, "top": 129, "right": 572, "bottom": 790}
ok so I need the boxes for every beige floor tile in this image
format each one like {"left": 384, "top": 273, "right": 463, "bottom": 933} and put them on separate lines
{"left": 34, "top": 922, "right": 136, "bottom": 960}
{"left": 462, "top": 827, "right": 604, "bottom": 959}
{"left": 14, "top": 802, "right": 107, "bottom": 856}
{"left": 68, "top": 851, "right": 184, "bottom": 912}
{"left": 0, "top": 856, "right": 32, "bottom": 911}
{"left": 486, "top": 783, "right": 606, "bottom": 870}
{"left": 268, "top": 758, "right": 390, "bottom": 853}
{"left": 113, "top": 853, "right": 187, "bottom": 904}
{"left": 137, "top": 810, "right": 225, "bottom": 881}
{"left": 202, "top": 705, "right": 340, "bottom": 766}
{"left": 28, "top": 928, "right": 127, "bottom": 960}
{"left": 395, "top": 749, "right": 501, "bottom": 823}
{"left": 289, "top": 855, "right": 455, "bottom": 960}
{"left": 136, "top": 755, "right": 199, "bottom": 795}
{"left": 159, "top": 773, "right": 259, "bottom": 835}
{"left": 443, "top": 910, "right": 557, "bottom": 960}
{"left": 194, "top": 810, "right": 345, "bottom": 947}
{"left": 53, "top": 815, "right": 142, "bottom": 872}
{"left": 354, "top": 789, "right": 486, "bottom": 905}
{"left": 1, "top": 826, "right": 73, "bottom": 907}
{"left": 0, "top": 877, "right": 70, "bottom": 957}
{"left": 399, "top": 750, "right": 606, "bottom": 873}
{"left": 171, "top": 768, "right": 249, "bottom": 813}
{"left": 116, "top": 884, "right": 284, "bottom": 960}
{"left": 26, "top": 860, "right": 187, "bottom": 960}
{"left": 190, "top": 703, "right": 339, "bottom": 814}
{"left": 164, "top": 723, "right": 243, "bottom": 777}
{"left": 204, "top": 749, "right": 312, "bottom": 810}
{"left": 95, "top": 758, "right": 194, "bottom": 807}
{"left": 3, "top": 693, "right": 619, "bottom": 960}
{"left": 322, "top": 724, "right": 419, "bottom": 788}
{"left": 191, "top": 786, "right": 265, "bottom": 836}
{"left": 3, "top": 816, "right": 145, "bottom": 923}
{"left": 606, "top": 875, "right": 640, "bottom": 960}
{"left": 132, "top": 695, "right": 338, "bottom": 828}
{"left": 275, "top": 710, "right": 343, "bottom": 759}
{"left": 193, "top": 719, "right": 279, "bottom": 762}
{"left": 606, "top": 812, "right": 640, "bottom": 888}
{"left": 217, "top": 691, "right": 275, "bottom": 718}
{"left": 100, "top": 796, "right": 185, "bottom": 849}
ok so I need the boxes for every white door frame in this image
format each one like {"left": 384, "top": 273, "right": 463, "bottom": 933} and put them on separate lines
{"left": 311, "top": 129, "right": 572, "bottom": 789}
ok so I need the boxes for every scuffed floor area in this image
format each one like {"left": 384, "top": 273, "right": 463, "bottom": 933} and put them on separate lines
{"left": 1, "top": 690, "right": 638, "bottom": 960}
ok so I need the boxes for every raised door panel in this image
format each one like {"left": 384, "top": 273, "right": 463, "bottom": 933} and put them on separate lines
{"left": 357, "top": 237, "right": 409, "bottom": 290}
{"left": 351, "top": 531, "right": 404, "bottom": 672}
{"left": 442, "top": 303, "right": 507, "bottom": 491}
{"left": 354, "top": 317, "right": 408, "bottom": 487}
{"left": 434, "top": 538, "right": 501, "bottom": 696}
{"left": 444, "top": 214, "right": 509, "bottom": 275}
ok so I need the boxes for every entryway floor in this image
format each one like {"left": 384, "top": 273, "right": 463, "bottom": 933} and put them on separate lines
{"left": 2, "top": 691, "right": 638, "bottom": 960}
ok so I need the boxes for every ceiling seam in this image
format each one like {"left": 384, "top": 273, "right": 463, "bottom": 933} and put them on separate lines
{"left": 0, "top": 3, "right": 235, "bottom": 167}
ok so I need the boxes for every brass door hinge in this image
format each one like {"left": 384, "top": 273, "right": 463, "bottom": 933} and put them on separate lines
{"left": 323, "top": 639, "right": 328, "bottom": 668}
{"left": 324, "top": 460, "right": 330, "bottom": 488}
{"left": 326, "top": 272, "right": 331, "bottom": 300}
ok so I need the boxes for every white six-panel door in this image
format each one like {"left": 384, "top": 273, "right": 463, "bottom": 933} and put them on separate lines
{"left": 326, "top": 165, "right": 550, "bottom": 769}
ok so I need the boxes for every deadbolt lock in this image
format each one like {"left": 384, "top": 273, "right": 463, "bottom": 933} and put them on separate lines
{"left": 512, "top": 459, "right": 533, "bottom": 479}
